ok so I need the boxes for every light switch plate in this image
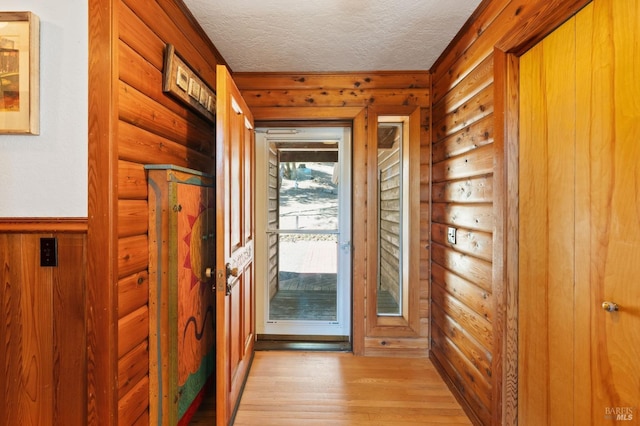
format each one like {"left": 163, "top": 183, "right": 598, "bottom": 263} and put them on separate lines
{"left": 40, "top": 237, "right": 58, "bottom": 267}
{"left": 447, "top": 227, "right": 457, "bottom": 244}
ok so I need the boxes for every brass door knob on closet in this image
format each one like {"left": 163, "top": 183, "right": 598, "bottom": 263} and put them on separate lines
{"left": 602, "top": 301, "right": 619, "bottom": 312}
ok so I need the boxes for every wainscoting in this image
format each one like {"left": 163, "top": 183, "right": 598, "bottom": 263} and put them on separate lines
{"left": 0, "top": 219, "right": 87, "bottom": 425}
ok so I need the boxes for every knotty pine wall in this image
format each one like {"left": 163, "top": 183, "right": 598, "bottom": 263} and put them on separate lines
{"left": 103, "top": 0, "right": 225, "bottom": 423}
{"left": 0, "top": 223, "right": 86, "bottom": 426}
{"left": 429, "top": 0, "right": 590, "bottom": 424}
{"left": 234, "top": 72, "right": 431, "bottom": 356}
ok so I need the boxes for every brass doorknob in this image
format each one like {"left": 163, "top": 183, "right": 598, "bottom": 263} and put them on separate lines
{"left": 602, "top": 301, "right": 619, "bottom": 312}
{"left": 205, "top": 267, "right": 214, "bottom": 278}
{"left": 226, "top": 263, "right": 239, "bottom": 278}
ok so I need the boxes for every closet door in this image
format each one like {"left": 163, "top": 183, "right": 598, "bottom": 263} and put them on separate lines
{"left": 574, "top": 0, "right": 640, "bottom": 422}
{"left": 519, "top": 0, "right": 639, "bottom": 423}
{"left": 518, "top": 15, "right": 577, "bottom": 423}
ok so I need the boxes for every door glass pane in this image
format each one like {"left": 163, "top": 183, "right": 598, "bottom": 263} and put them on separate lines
{"left": 278, "top": 162, "right": 338, "bottom": 231}
{"left": 270, "top": 233, "right": 337, "bottom": 321}
{"left": 377, "top": 122, "right": 403, "bottom": 316}
{"left": 269, "top": 151, "right": 340, "bottom": 322}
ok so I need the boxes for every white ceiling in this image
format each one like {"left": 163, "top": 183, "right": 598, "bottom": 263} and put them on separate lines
{"left": 182, "top": 0, "right": 483, "bottom": 73}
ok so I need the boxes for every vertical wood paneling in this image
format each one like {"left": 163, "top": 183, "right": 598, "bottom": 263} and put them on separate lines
{"left": 518, "top": 1, "right": 640, "bottom": 424}
{"left": 518, "top": 20, "right": 577, "bottom": 422}
{"left": 1, "top": 234, "right": 53, "bottom": 425}
{"left": 87, "top": 0, "right": 119, "bottom": 423}
{"left": 575, "top": 1, "right": 640, "bottom": 420}
{"left": 1, "top": 232, "right": 86, "bottom": 426}
{"left": 351, "top": 108, "right": 368, "bottom": 356}
{"left": 53, "top": 234, "right": 87, "bottom": 426}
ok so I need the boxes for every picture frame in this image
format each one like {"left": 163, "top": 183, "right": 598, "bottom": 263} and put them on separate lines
{"left": 162, "top": 44, "right": 215, "bottom": 123}
{"left": 0, "top": 12, "right": 40, "bottom": 135}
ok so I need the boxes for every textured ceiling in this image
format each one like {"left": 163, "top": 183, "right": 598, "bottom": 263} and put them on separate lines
{"left": 182, "top": 0, "right": 482, "bottom": 72}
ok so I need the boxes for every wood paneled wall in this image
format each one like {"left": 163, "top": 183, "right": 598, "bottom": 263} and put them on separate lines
{"left": 0, "top": 223, "right": 86, "bottom": 426}
{"left": 89, "top": 0, "right": 226, "bottom": 423}
{"left": 234, "top": 72, "right": 431, "bottom": 356}
{"left": 117, "top": 0, "right": 224, "bottom": 423}
{"left": 429, "top": 0, "right": 590, "bottom": 424}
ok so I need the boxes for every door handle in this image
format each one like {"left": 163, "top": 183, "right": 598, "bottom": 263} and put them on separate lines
{"left": 340, "top": 241, "right": 351, "bottom": 251}
{"left": 225, "top": 263, "right": 239, "bottom": 295}
{"left": 226, "top": 263, "right": 239, "bottom": 279}
{"left": 602, "top": 301, "right": 619, "bottom": 312}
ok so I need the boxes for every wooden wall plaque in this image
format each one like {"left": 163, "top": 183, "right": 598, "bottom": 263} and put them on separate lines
{"left": 162, "top": 44, "right": 215, "bottom": 123}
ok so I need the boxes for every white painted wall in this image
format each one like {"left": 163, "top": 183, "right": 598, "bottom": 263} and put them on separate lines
{"left": 0, "top": 0, "right": 87, "bottom": 217}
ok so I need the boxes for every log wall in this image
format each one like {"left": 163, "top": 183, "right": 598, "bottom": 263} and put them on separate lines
{"left": 429, "top": 0, "right": 591, "bottom": 424}
{"left": 90, "top": 0, "right": 226, "bottom": 423}
{"left": 234, "top": 72, "right": 431, "bottom": 356}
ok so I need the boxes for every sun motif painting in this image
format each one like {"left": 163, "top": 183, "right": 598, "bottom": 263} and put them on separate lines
{"left": 147, "top": 165, "right": 216, "bottom": 425}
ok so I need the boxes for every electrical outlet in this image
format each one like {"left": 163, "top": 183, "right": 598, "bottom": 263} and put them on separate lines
{"left": 40, "top": 237, "right": 58, "bottom": 267}
{"left": 447, "top": 227, "right": 457, "bottom": 245}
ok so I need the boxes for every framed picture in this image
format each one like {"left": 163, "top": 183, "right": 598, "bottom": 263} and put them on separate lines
{"left": 162, "top": 44, "right": 215, "bottom": 123}
{"left": 0, "top": 12, "right": 39, "bottom": 135}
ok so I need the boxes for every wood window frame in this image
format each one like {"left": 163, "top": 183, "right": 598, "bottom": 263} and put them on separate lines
{"left": 365, "top": 105, "right": 422, "bottom": 337}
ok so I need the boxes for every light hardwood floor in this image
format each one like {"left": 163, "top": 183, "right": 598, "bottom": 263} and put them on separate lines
{"left": 190, "top": 351, "right": 471, "bottom": 425}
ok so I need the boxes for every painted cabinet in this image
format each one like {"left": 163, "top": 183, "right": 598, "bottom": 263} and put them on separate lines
{"left": 147, "top": 165, "right": 215, "bottom": 425}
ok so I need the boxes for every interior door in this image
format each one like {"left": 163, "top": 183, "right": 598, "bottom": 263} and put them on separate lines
{"left": 215, "top": 65, "right": 255, "bottom": 425}
{"left": 574, "top": 0, "right": 640, "bottom": 421}
{"left": 518, "top": 0, "right": 639, "bottom": 422}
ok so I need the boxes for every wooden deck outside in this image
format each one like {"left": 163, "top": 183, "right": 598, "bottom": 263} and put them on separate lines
{"left": 190, "top": 351, "right": 471, "bottom": 425}
{"left": 270, "top": 272, "right": 399, "bottom": 321}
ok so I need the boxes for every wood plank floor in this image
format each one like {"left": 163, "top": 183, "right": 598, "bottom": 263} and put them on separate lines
{"left": 190, "top": 351, "right": 471, "bottom": 425}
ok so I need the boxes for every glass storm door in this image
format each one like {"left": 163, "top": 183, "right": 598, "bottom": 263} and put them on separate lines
{"left": 255, "top": 127, "right": 351, "bottom": 338}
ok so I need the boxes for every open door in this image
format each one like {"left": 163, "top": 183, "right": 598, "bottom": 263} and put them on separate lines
{"left": 215, "top": 65, "right": 255, "bottom": 425}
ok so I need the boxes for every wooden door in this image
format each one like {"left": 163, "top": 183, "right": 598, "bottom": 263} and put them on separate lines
{"left": 215, "top": 65, "right": 255, "bottom": 425}
{"left": 519, "top": 0, "right": 639, "bottom": 423}
{"left": 574, "top": 0, "right": 640, "bottom": 421}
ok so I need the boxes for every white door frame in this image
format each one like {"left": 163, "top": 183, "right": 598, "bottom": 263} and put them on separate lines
{"left": 255, "top": 126, "right": 352, "bottom": 337}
